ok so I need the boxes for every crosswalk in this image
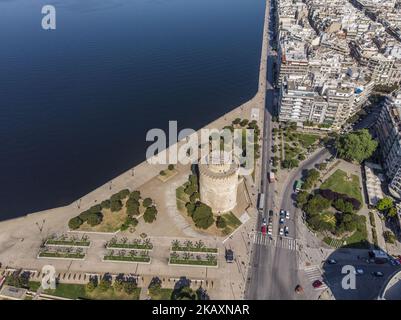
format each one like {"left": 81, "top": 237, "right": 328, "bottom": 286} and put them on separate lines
{"left": 304, "top": 266, "right": 328, "bottom": 290}
{"left": 251, "top": 232, "right": 298, "bottom": 251}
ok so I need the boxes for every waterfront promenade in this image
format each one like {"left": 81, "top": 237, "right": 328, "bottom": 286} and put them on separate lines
{"left": 0, "top": 0, "right": 269, "bottom": 299}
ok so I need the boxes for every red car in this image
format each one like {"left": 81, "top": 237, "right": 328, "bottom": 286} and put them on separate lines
{"left": 261, "top": 225, "right": 267, "bottom": 236}
{"left": 312, "top": 280, "right": 323, "bottom": 288}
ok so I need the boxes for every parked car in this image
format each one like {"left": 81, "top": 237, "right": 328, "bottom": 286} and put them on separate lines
{"left": 268, "top": 226, "right": 273, "bottom": 236}
{"left": 284, "top": 226, "right": 289, "bottom": 236}
{"left": 225, "top": 249, "right": 234, "bottom": 263}
{"left": 312, "top": 280, "right": 323, "bottom": 288}
{"left": 279, "top": 228, "right": 284, "bottom": 236}
{"left": 280, "top": 209, "right": 285, "bottom": 217}
{"left": 285, "top": 211, "right": 290, "bottom": 219}
{"left": 372, "top": 271, "right": 384, "bottom": 277}
{"left": 327, "top": 259, "right": 337, "bottom": 265}
{"left": 269, "top": 210, "right": 274, "bottom": 217}
{"left": 262, "top": 218, "right": 267, "bottom": 226}
{"left": 261, "top": 225, "right": 267, "bottom": 236}
{"left": 279, "top": 217, "right": 285, "bottom": 224}
{"left": 354, "top": 268, "right": 364, "bottom": 275}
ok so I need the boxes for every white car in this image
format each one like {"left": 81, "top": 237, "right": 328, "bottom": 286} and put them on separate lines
{"left": 353, "top": 268, "right": 364, "bottom": 275}
{"left": 268, "top": 226, "right": 273, "bottom": 236}
{"left": 286, "top": 211, "right": 290, "bottom": 219}
{"left": 279, "top": 228, "right": 284, "bottom": 236}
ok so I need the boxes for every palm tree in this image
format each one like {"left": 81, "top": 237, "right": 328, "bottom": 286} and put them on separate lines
{"left": 172, "top": 240, "right": 180, "bottom": 251}
{"left": 144, "top": 238, "right": 152, "bottom": 249}
{"left": 184, "top": 240, "right": 193, "bottom": 251}
{"left": 170, "top": 251, "right": 179, "bottom": 260}
{"left": 195, "top": 240, "right": 205, "bottom": 250}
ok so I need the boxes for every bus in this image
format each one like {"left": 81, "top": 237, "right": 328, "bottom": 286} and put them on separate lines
{"left": 258, "top": 193, "right": 265, "bottom": 211}
{"left": 294, "top": 180, "right": 303, "bottom": 193}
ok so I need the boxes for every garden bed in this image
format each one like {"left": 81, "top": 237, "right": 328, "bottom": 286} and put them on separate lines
{"left": 103, "top": 255, "right": 151, "bottom": 263}
{"left": 169, "top": 258, "right": 218, "bottom": 267}
{"left": 38, "top": 252, "right": 86, "bottom": 260}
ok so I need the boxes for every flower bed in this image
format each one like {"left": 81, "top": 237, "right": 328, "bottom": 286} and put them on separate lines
{"left": 107, "top": 243, "right": 153, "bottom": 250}
{"left": 103, "top": 255, "right": 150, "bottom": 263}
{"left": 171, "top": 246, "right": 217, "bottom": 254}
{"left": 169, "top": 258, "right": 217, "bottom": 267}
{"left": 45, "top": 240, "right": 90, "bottom": 247}
{"left": 38, "top": 251, "right": 86, "bottom": 260}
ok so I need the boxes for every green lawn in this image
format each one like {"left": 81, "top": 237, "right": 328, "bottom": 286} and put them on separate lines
{"left": 323, "top": 216, "right": 369, "bottom": 249}
{"left": 149, "top": 288, "right": 173, "bottom": 300}
{"left": 343, "top": 216, "right": 369, "bottom": 249}
{"left": 220, "top": 212, "right": 242, "bottom": 235}
{"left": 320, "top": 169, "right": 363, "bottom": 202}
{"left": 28, "top": 281, "right": 140, "bottom": 300}
{"left": 29, "top": 282, "right": 87, "bottom": 299}
{"left": 295, "top": 133, "right": 320, "bottom": 148}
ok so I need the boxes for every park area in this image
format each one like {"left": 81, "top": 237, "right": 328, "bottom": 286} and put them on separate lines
{"left": 300, "top": 165, "right": 368, "bottom": 249}
{"left": 320, "top": 169, "right": 363, "bottom": 203}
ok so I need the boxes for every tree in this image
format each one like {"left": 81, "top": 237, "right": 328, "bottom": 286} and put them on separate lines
{"left": 189, "top": 192, "right": 199, "bottom": 203}
{"left": 383, "top": 231, "right": 396, "bottom": 244}
{"left": 69, "top": 216, "right": 83, "bottom": 230}
{"left": 333, "top": 199, "right": 354, "bottom": 214}
{"left": 86, "top": 276, "right": 98, "bottom": 292}
{"left": 335, "top": 129, "right": 378, "bottom": 163}
{"left": 303, "top": 195, "right": 331, "bottom": 217}
{"left": 143, "top": 198, "right": 153, "bottom": 208}
{"left": 302, "top": 169, "right": 320, "bottom": 190}
{"left": 87, "top": 213, "right": 103, "bottom": 226}
{"left": 110, "top": 199, "right": 123, "bottom": 212}
{"left": 129, "top": 190, "right": 141, "bottom": 201}
{"left": 148, "top": 277, "right": 162, "bottom": 298}
{"left": 89, "top": 204, "right": 102, "bottom": 214}
{"left": 216, "top": 216, "right": 226, "bottom": 229}
{"left": 123, "top": 280, "right": 137, "bottom": 294}
{"left": 388, "top": 206, "right": 398, "bottom": 217}
{"left": 186, "top": 202, "right": 196, "bottom": 217}
{"left": 232, "top": 118, "right": 241, "bottom": 125}
{"left": 100, "top": 199, "right": 111, "bottom": 209}
{"left": 113, "top": 278, "right": 124, "bottom": 292}
{"left": 296, "top": 191, "right": 310, "bottom": 208}
{"left": 168, "top": 164, "right": 175, "bottom": 171}
{"left": 172, "top": 285, "right": 197, "bottom": 300}
{"left": 126, "top": 200, "right": 140, "bottom": 216}
{"left": 98, "top": 278, "right": 112, "bottom": 292}
{"left": 192, "top": 203, "right": 214, "bottom": 229}
{"left": 143, "top": 206, "right": 157, "bottom": 223}
{"left": 282, "top": 159, "right": 299, "bottom": 169}
{"left": 376, "top": 197, "right": 394, "bottom": 212}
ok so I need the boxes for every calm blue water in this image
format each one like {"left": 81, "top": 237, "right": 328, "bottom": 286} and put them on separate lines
{"left": 0, "top": 0, "right": 265, "bottom": 220}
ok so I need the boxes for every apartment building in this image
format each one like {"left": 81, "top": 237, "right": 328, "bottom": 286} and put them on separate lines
{"left": 375, "top": 91, "right": 401, "bottom": 199}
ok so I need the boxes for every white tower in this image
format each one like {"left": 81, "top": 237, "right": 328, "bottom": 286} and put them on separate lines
{"left": 199, "top": 151, "right": 240, "bottom": 214}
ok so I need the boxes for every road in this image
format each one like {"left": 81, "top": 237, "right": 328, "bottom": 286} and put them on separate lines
{"left": 245, "top": 0, "right": 334, "bottom": 300}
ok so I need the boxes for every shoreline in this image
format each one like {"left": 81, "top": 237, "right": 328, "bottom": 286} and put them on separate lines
{"left": 1, "top": 92, "right": 265, "bottom": 226}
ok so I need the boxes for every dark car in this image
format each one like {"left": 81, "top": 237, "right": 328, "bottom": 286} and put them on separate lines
{"left": 225, "top": 249, "right": 234, "bottom": 263}
{"left": 269, "top": 210, "right": 274, "bottom": 217}
{"left": 327, "top": 259, "right": 337, "bottom": 265}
